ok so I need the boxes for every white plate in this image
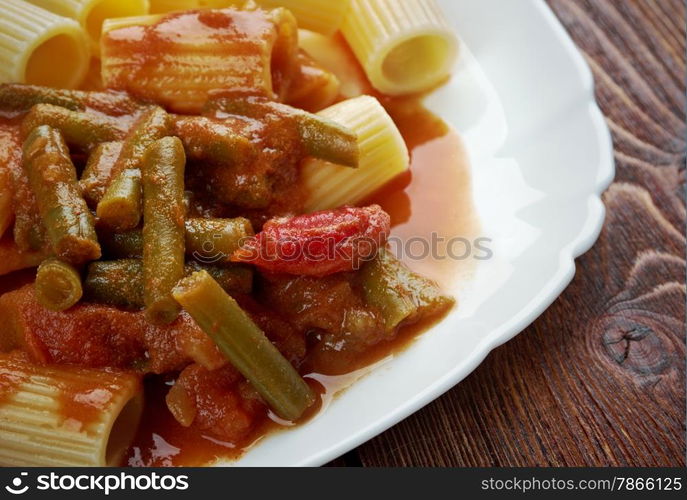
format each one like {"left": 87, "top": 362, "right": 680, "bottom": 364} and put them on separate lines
{"left": 229, "top": 0, "right": 615, "bottom": 466}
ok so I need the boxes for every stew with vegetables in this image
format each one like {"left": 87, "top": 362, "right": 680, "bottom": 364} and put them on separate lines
{"left": 0, "top": 0, "right": 469, "bottom": 467}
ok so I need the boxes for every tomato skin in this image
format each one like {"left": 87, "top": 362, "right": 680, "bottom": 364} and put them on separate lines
{"left": 231, "top": 205, "right": 391, "bottom": 276}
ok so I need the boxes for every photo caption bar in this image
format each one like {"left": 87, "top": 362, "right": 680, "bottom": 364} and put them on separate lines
{"left": 0, "top": 468, "right": 684, "bottom": 499}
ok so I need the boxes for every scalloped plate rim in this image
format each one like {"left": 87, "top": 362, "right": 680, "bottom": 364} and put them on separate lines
{"left": 290, "top": 0, "right": 615, "bottom": 467}
{"left": 217, "top": 0, "right": 616, "bottom": 467}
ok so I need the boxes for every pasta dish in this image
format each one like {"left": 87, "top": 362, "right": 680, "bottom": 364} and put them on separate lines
{"left": 0, "top": 0, "right": 465, "bottom": 466}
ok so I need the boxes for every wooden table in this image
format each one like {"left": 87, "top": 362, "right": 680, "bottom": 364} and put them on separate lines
{"left": 330, "top": 0, "right": 686, "bottom": 467}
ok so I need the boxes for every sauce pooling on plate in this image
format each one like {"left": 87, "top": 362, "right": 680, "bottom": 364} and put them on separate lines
{"left": 125, "top": 98, "right": 477, "bottom": 467}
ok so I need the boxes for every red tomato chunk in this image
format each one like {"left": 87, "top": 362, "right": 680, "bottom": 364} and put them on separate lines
{"left": 231, "top": 205, "right": 391, "bottom": 276}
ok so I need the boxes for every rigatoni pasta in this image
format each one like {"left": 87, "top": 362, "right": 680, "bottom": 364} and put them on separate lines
{"left": 341, "top": 0, "right": 459, "bottom": 95}
{"left": 150, "top": 0, "right": 350, "bottom": 35}
{"left": 150, "top": 0, "right": 201, "bottom": 13}
{"left": 255, "top": 0, "right": 352, "bottom": 36}
{"left": 0, "top": 0, "right": 89, "bottom": 88}
{"left": 101, "top": 7, "right": 299, "bottom": 113}
{"left": 298, "top": 29, "right": 367, "bottom": 99}
{"left": 0, "top": 0, "right": 461, "bottom": 466}
{"left": 302, "top": 95, "right": 409, "bottom": 211}
{"left": 23, "top": 0, "right": 150, "bottom": 54}
{"left": 0, "top": 352, "right": 143, "bottom": 467}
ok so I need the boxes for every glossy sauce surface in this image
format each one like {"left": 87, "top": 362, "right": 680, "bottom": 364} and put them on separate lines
{"left": 0, "top": 35, "right": 478, "bottom": 467}
{"left": 125, "top": 101, "right": 475, "bottom": 467}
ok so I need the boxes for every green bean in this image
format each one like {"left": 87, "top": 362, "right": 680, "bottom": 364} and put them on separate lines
{"left": 96, "top": 228, "right": 143, "bottom": 259}
{"left": 22, "top": 125, "right": 101, "bottom": 265}
{"left": 172, "top": 270, "right": 316, "bottom": 421}
{"left": 96, "top": 168, "right": 142, "bottom": 231}
{"left": 172, "top": 115, "right": 253, "bottom": 165}
{"left": 97, "top": 217, "right": 253, "bottom": 263}
{"left": 184, "top": 261, "right": 253, "bottom": 295}
{"left": 184, "top": 217, "right": 254, "bottom": 264}
{"left": 80, "top": 141, "right": 123, "bottom": 207}
{"left": 35, "top": 258, "right": 83, "bottom": 311}
{"left": 96, "top": 107, "right": 170, "bottom": 230}
{"left": 21, "top": 104, "right": 125, "bottom": 152}
{"left": 359, "top": 249, "right": 455, "bottom": 331}
{"left": 0, "top": 84, "right": 84, "bottom": 112}
{"left": 0, "top": 84, "right": 144, "bottom": 116}
{"left": 207, "top": 97, "right": 359, "bottom": 167}
{"left": 142, "top": 136, "right": 186, "bottom": 324}
{"left": 109, "top": 107, "right": 170, "bottom": 179}
{"left": 83, "top": 259, "right": 143, "bottom": 309}
{"left": 85, "top": 259, "right": 253, "bottom": 309}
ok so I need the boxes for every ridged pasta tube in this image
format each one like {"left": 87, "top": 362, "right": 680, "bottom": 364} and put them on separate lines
{"left": 341, "top": 0, "right": 459, "bottom": 95}
{"left": 151, "top": 1, "right": 351, "bottom": 35}
{"left": 101, "top": 7, "right": 299, "bottom": 113}
{"left": 0, "top": 0, "right": 89, "bottom": 88}
{"left": 149, "top": 0, "right": 200, "bottom": 13}
{"left": 0, "top": 352, "right": 143, "bottom": 467}
{"left": 302, "top": 95, "right": 409, "bottom": 211}
{"left": 255, "top": 0, "right": 352, "bottom": 36}
{"left": 24, "top": 0, "right": 150, "bottom": 55}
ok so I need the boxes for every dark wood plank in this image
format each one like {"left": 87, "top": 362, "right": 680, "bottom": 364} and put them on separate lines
{"left": 340, "top": 0, "right": 686, "bottom": 467}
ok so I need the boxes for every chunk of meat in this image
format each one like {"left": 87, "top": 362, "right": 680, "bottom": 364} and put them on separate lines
{"left": 232, "top": 205, "right": 391, "bottom": 276}
{"left": 0, "top": 285, "right": 222, "bottom": 374}
{"left": 172, "top": 363, "right": 264, "bottom": 443}
{"left": 257, "top": 272, "right": 388, "bottom": 374}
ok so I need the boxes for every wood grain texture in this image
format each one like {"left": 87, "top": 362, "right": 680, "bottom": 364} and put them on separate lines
{"left": 332, "top": 0, "right": 686, "bottom": 467}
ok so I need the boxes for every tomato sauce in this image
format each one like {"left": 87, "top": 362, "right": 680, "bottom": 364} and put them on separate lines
{"left": 0, "top": 32, "right": 478, "bottom": 467}
{"left": 123, "top": 103, "right": 476, "bottom": 467}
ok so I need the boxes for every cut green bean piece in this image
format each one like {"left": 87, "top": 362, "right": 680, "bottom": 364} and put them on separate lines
{"left": 0, "top": 84, "right": 144, "bottom": 115}
{"left": 172, "top": 115, "right": 253, "bottom": 165}
{"left": 96, "top": 168, "right": 142, "bottom": 231}
{"left": 173, "top": 270, "right": 316, "bottom": 421}
{"left": 97, "top": 228, "right": 143, "bottom": 259}
{"left": 109, "top": 106, "right": 170, "bottom": 180}
{"left": 85, "top": 259, "right": 253, "bottom": 309}
{"left": 184, "top": 217, "right": 254, "bottom": 264}
{"left": 21, "top": 104, "right": 125, "bottom": 152}
{"left": 83, "top": 259, "right": 144, "bottom": 309}
{"left": 0, "top": 84, "right": 84, "bottom": 112}
{"left": 35, "top": 258, "right": 83, "bottom": 311}
{"left": 80, "top": 141, "right": 123, "bottom": 207}
{"left": 96, "top": 107, "right": 169, "bottom": 230}
{"left": 207, "top": 97, "right": 359, "bottom": 167}
{"left": 98, "top": 217, "right": 254, "bottom": 263}
{"left": 22, "top": 125, "right": 101, "bottom": 265}
{"left": 142, "top": 136, "right": 186, "bottom": 324}
{"left": 359, "top": 249, "right": 455, "bottom": 331}
{"left": 185, "top": 261, "right": 253, "bottom": 295}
